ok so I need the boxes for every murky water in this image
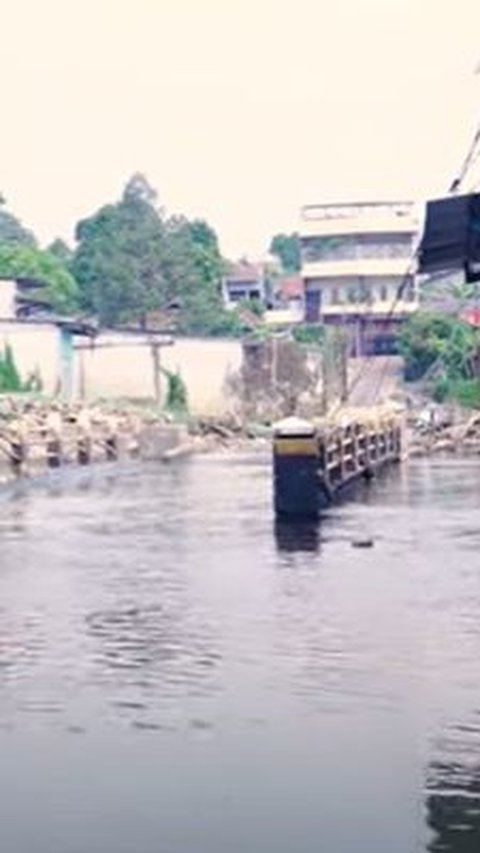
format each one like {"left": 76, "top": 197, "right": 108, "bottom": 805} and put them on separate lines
{"left": 0, "top": 453, "right": 480, "bottom": 852}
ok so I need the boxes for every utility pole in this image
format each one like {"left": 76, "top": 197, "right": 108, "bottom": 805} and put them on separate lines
{"left": 339, "top": 329, "right": 349, "bottom": 404}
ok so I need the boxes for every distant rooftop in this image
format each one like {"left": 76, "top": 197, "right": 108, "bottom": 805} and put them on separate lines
{"left": 225, "top": 260, "right": 265, "bottom": 282}
{"left": 276, "top": 275, "right": 303, "bottom": 299}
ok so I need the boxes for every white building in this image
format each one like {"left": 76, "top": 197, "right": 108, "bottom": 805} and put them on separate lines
{"left": 222, "top": 261, "right": 268, "bottom": 309}
{"left": 300, "top": 201, "right": 419, "bottom": 354}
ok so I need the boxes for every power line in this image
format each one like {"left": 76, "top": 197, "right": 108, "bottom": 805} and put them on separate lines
{"left": 449, "top": 121, "right": 480, "bottom": 193}
{"left": 342, "top": 111, "right": 480, "bottom": 405}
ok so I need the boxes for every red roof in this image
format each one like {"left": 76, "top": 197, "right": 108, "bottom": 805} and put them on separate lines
{"left": 461, "top": 307, "right": 480, "bottom": 327}
{"left": 276, "top": 275, "right": 303, "bottom": 299}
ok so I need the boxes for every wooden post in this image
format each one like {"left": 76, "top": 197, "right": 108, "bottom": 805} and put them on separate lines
{"left": 105, "top": 436, "right": 118, "bottom": 462}
{"left": 79, "top": 347, "right": 86, "bottom": 401}
{"left": 47, "top": 438, "right": 62, "bottom": 468}
{"left": 151, "top": 341, "right": 161, "bottom": 406}
{"left": 10, "top": 440, "right": 25, "bottom": 475}
{"left": 77, "top": 436, "right": 91, "bottom": 465}
{"left": 339, "top": 332, "right": 349, "bottom": 404}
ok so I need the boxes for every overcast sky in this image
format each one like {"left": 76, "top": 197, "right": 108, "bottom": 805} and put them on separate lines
{"left": 1, "top": 0, "right": 480, "bottom": 257}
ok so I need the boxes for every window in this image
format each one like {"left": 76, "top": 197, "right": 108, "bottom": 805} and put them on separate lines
{"left": 228, "top": 290, "right": 246, "bottom": 302}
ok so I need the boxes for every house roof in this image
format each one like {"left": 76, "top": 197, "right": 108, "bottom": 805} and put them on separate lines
{"left": 276, "top": 275, "right": 303, "bottom": 299}
{"left": 226, "top": 260, "right": 264, "bottom": 282}
{"left": 460, "top": 307, "right": 480, "bottom": 327}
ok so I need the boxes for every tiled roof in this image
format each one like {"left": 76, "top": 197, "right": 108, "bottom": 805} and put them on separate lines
{"left": 226, "top": 260, "right": 264, "bottom": 282}
{"left": 276, "top": 275, "right": 303, "bottom": 299}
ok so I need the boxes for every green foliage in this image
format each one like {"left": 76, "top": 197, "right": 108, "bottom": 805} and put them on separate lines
{"left": 177, "top": 302, "right": 246, "bottom": 337}
{"left": 47, "top": 238, "right": 74, "bottom": 267}
{"left": 432, "top": 376, "right": 480, "bottom": 408}
{"left": 0, "top": 197, "right": 75, "bottom": 315}
{"left": 0, "top": 343, "right": 41, "bottom": 393}
{"left": 269, "top": 233, "right": 301, "bottom": 273}
{"left": 247, "top": 325, "right": 274, "bottom": 342}
{"left": 449, "top": 378, "right": 480, "bottom": 408}
{"left": 0, "top": 196, "right": 36, "bottom": 248}
{"left": 72, "top": 173, "right": 228, "bottom": 332}
{"left": 293, "top": 324, "right": 325, "bottom": 346}
{"left": 399, "top": 312, "right": 477, "bottom": 382}
{"left": 238, "top": 297, "right": 264, "bottom": 317}
{"left": 0, "top": 244, "right": 78, "bottom": 314}
{"left": 72, "top": 176, "right": 165, "bottom": 325}
{"left": 0, "top": 343, "right": 21, "bottom": 390}
{"left": 431, "top": 375, "right": 449, "bottom": 403}
{"left": 161, "top": 366, "right": 188, "bottom": 412}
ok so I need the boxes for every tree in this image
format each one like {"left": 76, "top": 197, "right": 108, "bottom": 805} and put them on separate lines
{"left": 269, "top": 233, "right": 301, "bottom": 273}
{"left": 159, "top": 216, "right": 229, "bottom": 333}
{"left": 123, "top": 172, "right": 158, "bottom": 205}
{"left": 71, "top": 174, "right": 232, "bottom": 333}
{"left": 47, "top": 238, "right": 74, "bottom": 267}
{"left": 0, "top": 244, "right": 78, "bottom": 314}
{"left": 0, "top": 195, "right": 37, "bottom": 248}
{"left": 72, "top": 176, "right": 166, "bottom": 325}
{"left": 399, "top": 312, "right": 477, "bottom": 382}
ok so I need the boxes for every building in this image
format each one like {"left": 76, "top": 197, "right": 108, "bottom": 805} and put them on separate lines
{"left": 300, "top": 201, "right": 419, "bottom": 354}
{"left": 222, "top": 260, "right": 268, "bottom": 309}
{"left": 274, "top": 274, "right": 304, "bottom": 312}
{"left": 261, "top": 275, "right": 304, "bottom": 327}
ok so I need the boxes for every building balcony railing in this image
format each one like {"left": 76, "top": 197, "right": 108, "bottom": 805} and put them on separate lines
{"left": 319, "top": 301, "right": 418, "bottom": 317}
{"left": 302, "top": 258, "right": 413, "bottom": 279}
{"left": 301, "top": 201, "right": 413, "bottom": 220}
{"left": 300, "top": 216, "right": 417, "bottom": 239}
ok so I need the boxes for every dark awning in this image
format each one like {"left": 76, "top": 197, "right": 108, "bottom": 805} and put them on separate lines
{"left": 418, "top": 193, "right": 480, "bottom": 282}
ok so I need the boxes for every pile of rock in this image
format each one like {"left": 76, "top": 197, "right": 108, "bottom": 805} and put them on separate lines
{"left": 408, "top": 408, "right": 480, "bottom": 456}
{"left": 187, "top": 414, "right": 270, "bottom": 453}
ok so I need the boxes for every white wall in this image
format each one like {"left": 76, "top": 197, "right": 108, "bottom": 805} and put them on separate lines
{"left": 0, "top": 281, "right": 16, "bottom": 320}
{"left": 74, "top": 334, "right": 243, "bottom": 415}
{"left": 162, "top": 338, "right": 242, "bottom": 414}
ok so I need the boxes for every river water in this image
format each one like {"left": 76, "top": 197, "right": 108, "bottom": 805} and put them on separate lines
{"left": 0, "top": 452, "right": 480, "bottom": 853}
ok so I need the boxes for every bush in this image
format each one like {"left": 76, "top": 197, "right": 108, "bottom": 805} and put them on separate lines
{"left": 292, "top": 324, "right": 325, "bottom": 346}
{"left": 176, "top": 300, "right": 248, "bottom": 338}
{"left": 238, "top": 297, "right": 265, "bottom": 317}
{"left": 450, "top": 378, "right": 480, "bottom": 408}
{"left": 431, "top": 375, "right": 449, "bottom": 403}
{"left": 0, "top": 343, "right": 41, "bottom": 393}
{"left": 400, "top": 312, "right": 476, "bottom": 382}
{"left": 161, "top": 367, "right": 188, "bottom": 413}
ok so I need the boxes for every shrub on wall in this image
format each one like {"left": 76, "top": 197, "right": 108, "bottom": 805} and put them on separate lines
{"left": 0, "top": 344, "right": 43, "bottom": 394}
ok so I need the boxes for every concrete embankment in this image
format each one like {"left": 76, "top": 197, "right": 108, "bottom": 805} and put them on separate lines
{"left": 0, "top": 398, "right": 270, "bottom": 484}
{"left": 0, "top": 397, "right": 191, "bottom": 482}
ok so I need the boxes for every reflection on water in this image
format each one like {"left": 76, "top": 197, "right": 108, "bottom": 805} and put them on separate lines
{"left": 274, "top": 518, "right": 320, "bottom": 553}
{"left": 427, "top": 760, "right": 480, "bottom": 851}
{"left": 426, "top": 715, "right": 480, "bottom": 852}
{"left": 0, "top": 455, "right": 480, "bottom": 852}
